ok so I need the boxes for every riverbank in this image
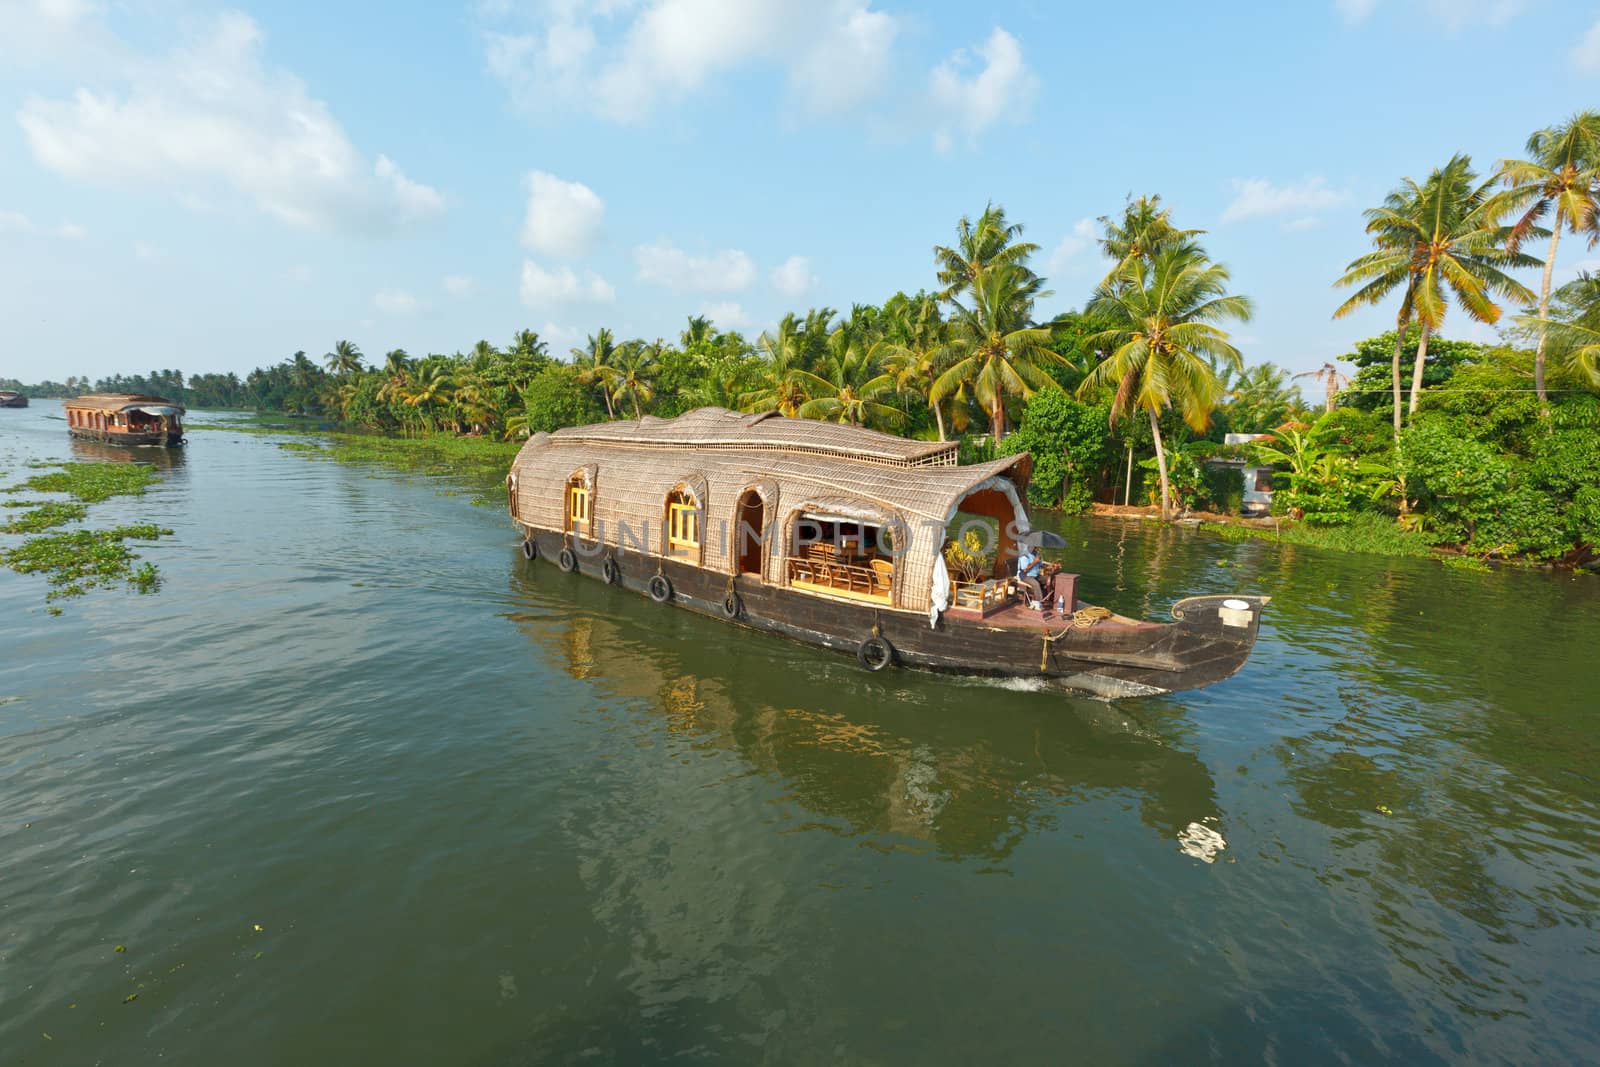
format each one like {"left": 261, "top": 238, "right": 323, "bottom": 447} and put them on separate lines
{"left": 194, "top": 419, "right": 1595, "bottom": 576}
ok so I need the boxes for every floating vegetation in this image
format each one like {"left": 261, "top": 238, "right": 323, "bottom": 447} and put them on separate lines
{"left": 6, "top": 462, "right": 159, "bottom": 503}
{"left": 1, "top": 501, "right": 88, "bottom": 534}
{"left": 0, "top": 461, "right": 171, "bottom": 611}
{"left": 1, "top": 525, "right": 170, "bottom": 600}
{"left": 274, "top": 431, "right": 520, "bottom": 507}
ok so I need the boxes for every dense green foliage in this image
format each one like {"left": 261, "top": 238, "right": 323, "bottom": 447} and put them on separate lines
{"left": 13, "top": 114, "right": 1600, "bottom": 569}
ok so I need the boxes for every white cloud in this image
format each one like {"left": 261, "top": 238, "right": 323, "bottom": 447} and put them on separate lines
{"left": 1574, "top": 18, "right": 1600, "bottom": 72}
{"left": 929, "top": 27, "right": 1037, "bottom": 151}
{"left": 542, "top": 321, "right": 585, "bottom": 353}
{"left": 1334, "top": 0, "right": 1379, "bottom": 21}
{"left": 770, "top": 255, "right": 816, "bottom": 298}
{"left": 520, "top": 260, "right": 616, "bottom": 306}
{"left": 1282, "top": 216, "right": 1323, "bottom": 233}
{"left": 521, "top": 170, "right": 605, "bottom": 258}
{"left": 0, "top": 209, "right": 88, "bottom": 240}
{"left": 635, "top": 240, "right": 756, "bottom": 292}
{"left": 787, "top": 6, "right": 898, "bottom": 115}
{"left": 16, "top": 12, "right": 444, "bottom": 234}
{"left": 1047, "top": 218, "right": 1098, "bottom": 276}
{"left": 443, "top": 274, "right": 474, "bottom": 297}
{"left": 482, "top": 0, "right": 899, "bottom": 123}
{"left": 701, "top": 301, "right": 753, "bottom": 329}
{"left": 374, "top": 288, "right": 425, "bottom": 315}
{"left": 1221, "top": 176, "right": 1347, "bottom": 224}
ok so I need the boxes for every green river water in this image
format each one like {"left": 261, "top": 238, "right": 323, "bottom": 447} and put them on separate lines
{"left": 2, "top": 401, "right": 1597, "bottom": 1065}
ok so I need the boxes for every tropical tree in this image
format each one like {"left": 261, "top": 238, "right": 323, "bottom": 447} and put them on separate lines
{"left": 794, "top": 328, "right": 903, "bottom": 428}
{"left": 743, "top": 312, "right": 815, "bottom": 416}
{"left": 382, "top": 348, "right": 411, "bottom": 376}
{"left": 1080, "top": 245, "right": 1254, "bottom": 520}
{"left": 325, "top": 339, "right": 364, "bottom": 376}
{"left": 571, "top": 329, "right": 620, "bottom": 419}
{"left": 933, "top": 264, "right": 1067, "bottom": 446}
{"left": 288, "top": 351, "right": 317, "bottom": 391}
{"left": 934, "top": 203, "right": 1041, "bottom": 301}
{"left": 1523, "top": 271, "right": 1600, "bottom": 385}
{"left": 876, "top": 293, "right": 953, "bottom": 439}
{"left": 1498, "top": 111, "right": 1600, "bottom": 406}
{"left": 1333, "top": 181, "right": 1423, "bottom": 438}
{"left": 1294, "top": 362, "right": 1351, "bottom": 412}
{"left": 1097, "top": 194, "right": 1204, "bottom": 287}
{"left": 609, "top": 340, "right": 659, "bottom": 419}
{"left": 1222, "top": 363, "right": 1305, "bottom": 432}
{"left": 404, "top": 362, "right": 455, "bottom": 430}
{"left": 1337, "top": 155, "right": 1539, "bottom": 424}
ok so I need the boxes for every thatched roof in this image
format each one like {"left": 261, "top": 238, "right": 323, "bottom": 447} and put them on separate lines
{"left": 547, "top": 407, "right": 959, "bottom": 468}
{"left": 511, "top": 407, "right": 1033, "bottom": 613}
{"left": 66, "top": 393, "right": 184, "bottom": 414}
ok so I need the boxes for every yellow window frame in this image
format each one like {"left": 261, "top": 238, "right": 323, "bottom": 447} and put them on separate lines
{"left": 667, "top": 500, "right": 700, "bottom": 556}
{"left": 568, "top": 484, "right": 591, "bottom": 529}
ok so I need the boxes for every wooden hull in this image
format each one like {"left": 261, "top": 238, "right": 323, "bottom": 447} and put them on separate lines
{"left": 522, "top": 528, "right": 1267, "bottom": 699}
{"left": 68, "top": 427, "right": 183, "bottom": 447}
{"left": 0, "top": 395, "right": 27, "bottom": 408}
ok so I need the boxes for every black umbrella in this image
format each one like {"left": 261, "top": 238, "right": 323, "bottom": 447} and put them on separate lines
{"left": 1018, "top": 529, "right": 1067, "bottom": 549}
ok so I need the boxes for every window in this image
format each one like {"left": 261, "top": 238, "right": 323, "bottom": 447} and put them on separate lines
{"left": 567, "top": 482, "right": 591, "bottom": 534}
{"left": 667, "top": 494, "right": 700, "bottom": 559}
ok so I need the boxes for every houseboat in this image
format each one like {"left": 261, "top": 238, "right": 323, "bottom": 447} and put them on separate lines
{"left": 64, "top": 394, "right": 184, "bottom": 446}
{"left": 507, "top": 408, "right": 1269, "bottom": 699}
{"left": 0, "top": 390, "right": 27, "bottom": 408}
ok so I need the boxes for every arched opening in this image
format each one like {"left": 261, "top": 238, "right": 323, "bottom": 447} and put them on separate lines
{"left": 735, "top": 489, "right": 765, "bottom": 575}
{"left": 665, "top": 489, "right": 702, "bottom": 564}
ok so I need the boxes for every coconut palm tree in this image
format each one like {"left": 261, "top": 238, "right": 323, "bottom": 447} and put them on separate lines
{"left": 933, "top": 264, "right": 1068, "bottom": 446}
{"left": 680, "top": 315, "right": 713, "bottom": 351}
{"left": 1339, "top": 155, "right": 1539, "bottom": 421}
{"left": 1080, "top": 245, "right": 1254, "bottom": 520}
{"left": 1521, "top": 271, "right": 1600, "bottom": 385}
{"left": 877, "top": 293, "right": 953, "bottom": 439}
{"left": 572, "top": 329, "right": 619, "bottom": 419}
{"left": 1498, "top": 111, "right": 1600, "bottom": 406}
{"left": 382, "top": 348, "right": 411, "bottom": 376}
{"left": 1293, "top": 362, "right": 1351, "bottom": 412}
{"left": 934, "top": 203, "right": 1042, "bottom": 302}
{"left": 743, "top": 313, "right": 813, "bottom": 416}
{"left": 610, "top": 340, "right": 659, "bottom": 419}
{"left": 794, "top": 328, "right": 903, "bottom": 428}
{"left": 324, "top": 339, "right": 364, "bottom": 376}
{"left": 1097, "top": 194, "right": 1204, "bottom": 287}
{"left": 404, "top": 362, "right": 455, "bottom": 430}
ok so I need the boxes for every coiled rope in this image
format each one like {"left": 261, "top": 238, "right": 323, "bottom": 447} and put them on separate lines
{"left": 1038, "top": 606, "right": 1113, "bottom": 671}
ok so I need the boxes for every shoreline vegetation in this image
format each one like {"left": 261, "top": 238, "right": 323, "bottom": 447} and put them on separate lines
{"left": 8, "top": 116, "right": 1599, "bottom": 574}
{"left": 0, "top": 462, "right": 171, "bottom": 612}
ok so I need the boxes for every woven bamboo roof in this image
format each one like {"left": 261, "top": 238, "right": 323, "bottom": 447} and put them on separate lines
{"left": 511, "top": 408, "right": 1034, "bottom": 612}
{"left": 65, "top": 393, "right": 184, "bottom": 413}
{"left": 548, "top": 407, "right": 959, "bottom": 468}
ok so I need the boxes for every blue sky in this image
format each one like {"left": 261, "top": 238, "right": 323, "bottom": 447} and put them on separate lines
{"left": 2, "top": 0, "right": 1598, "bottom": 385}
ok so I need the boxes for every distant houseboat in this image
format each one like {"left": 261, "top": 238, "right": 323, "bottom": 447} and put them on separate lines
{"left": 64, "top": 394, "right": 184, "bottom": 446}
{"left": 0, "top": 390, "right": 27, "bottom": 408}
{"left": 508, "top": 408, "right": 1269, "bottom": 699}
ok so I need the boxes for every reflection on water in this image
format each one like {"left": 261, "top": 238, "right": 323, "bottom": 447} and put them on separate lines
{"left": 68, "top": 437, "right": 191, "bottom": 470}
{"left": 1, "top": 399, "right": 1597, "bottom": 1064}
{"left": 511, "top": 572, "right": 1226, "bottom": 864}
